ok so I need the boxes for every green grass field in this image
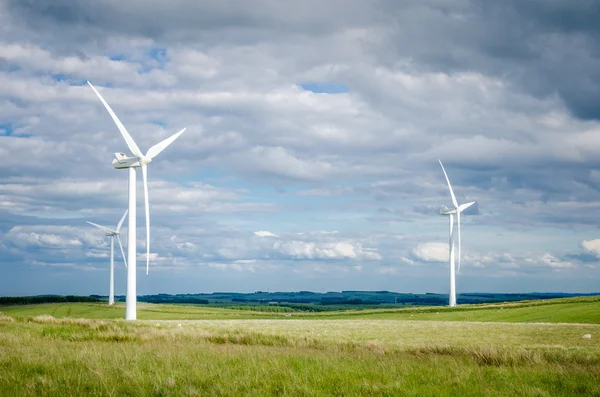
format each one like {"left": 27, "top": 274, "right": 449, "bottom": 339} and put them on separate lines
{"left": 1, "top": 297, "right": 600, "bottom": 396}
{"left": 3, "top": 295, "right": 600, "bottom": 322}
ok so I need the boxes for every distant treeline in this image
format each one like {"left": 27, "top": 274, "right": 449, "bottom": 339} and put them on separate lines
{"left": 3, "top": 291, "right": 597, "bottom": 309}
{"left": 136, "top": 295, "right": 209, "bottom": 305}
{"left": 0, "top": 295, "right": 101, "bottom": 306}
{"left": 112, "top": 291, "right": 596, "bottom": 309}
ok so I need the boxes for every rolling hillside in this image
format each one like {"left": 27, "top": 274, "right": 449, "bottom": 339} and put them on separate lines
{"left": 2, "top": 295, "right": 599, "bottom": 323}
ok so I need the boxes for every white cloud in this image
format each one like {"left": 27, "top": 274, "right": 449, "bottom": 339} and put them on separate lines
{"left": 539, "top": 253, "right": 575, "bottom": 269}
{"left": 206, "top": 261, "right": 258, "bottom": 273}
{"left": 85, "top": 251, "right": 108, "bottom": 259}
{"left": 407, "top": 242, "right": 578, "bottom": 274}
{"left": 412, "top": 242, "right": 448, "bottom": 263}
{"left": 207, "top": 231, "right": 383, "bottom": 262}
{"left": 30, "top": 260, "right": 96, "bottom": 271}
{"left": 0, "top": 42, "right": 175, "bottom": 87}
{"left": 5, "top": 226, "right": 87, "bottom": 249}
{"left": 582, "top": 239, "right": 600, "bottom": 257}
{"left": 272, "top": 240, "right": 381, "bottom": 260}
{"left": 177, "top": 242, "right": 196, "bottom": 251}
{"left": 254, "top": 231, "right": 278, "bottom": 238}
{"left": 399, "top": 256, "right": 416, "bottom": 265}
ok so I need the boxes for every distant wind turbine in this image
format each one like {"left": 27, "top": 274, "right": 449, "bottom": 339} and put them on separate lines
{"left": 87, "top": 210, "right": 128, "bottom": 306}
{"left": 88, "top": 81, "right": 186, "bottom": 320}
{"left": 438, "top": 160, "right": 475, "bottom": 307}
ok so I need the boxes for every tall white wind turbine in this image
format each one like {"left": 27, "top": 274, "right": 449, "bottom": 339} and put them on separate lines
{"left": 438, "top": 160, "right": 475, "bottom": 307}
{"left": 86, "top": 210, "right": 128, "bottom": 305}
{"left": 88, "top": 81, "right": 186, "bottom": 320}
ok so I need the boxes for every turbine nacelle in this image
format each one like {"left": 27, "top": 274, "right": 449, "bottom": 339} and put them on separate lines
{"left": 440, "top": 201, "right": 475, "bottom": 216}
{"left": 112, "top": 153, "right": 153, "bottom": 169}
{"left": 440, "top": 205, "right": 456, "bottom": 215}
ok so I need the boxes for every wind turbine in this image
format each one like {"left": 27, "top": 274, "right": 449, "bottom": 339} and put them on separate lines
{"left": 86, "top": 210, "right": 128, "bottom": 305}
{"left": 438, "top": 160, "right": 475, "bottom": 307}
{"left": 88, "top": 81, "right": 186, "bottom": 320}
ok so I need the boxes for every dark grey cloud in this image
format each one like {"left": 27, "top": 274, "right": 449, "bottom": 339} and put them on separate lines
{"left": 2, "top": 0, "right": 374, "bottom": 47}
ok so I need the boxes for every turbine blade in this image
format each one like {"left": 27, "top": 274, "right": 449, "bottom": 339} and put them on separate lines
{"left": 86, "top": 221, "right": 115, "bottom": 235}
{"left": 457, "top": 211, "right": 461, "bottom": 273}
{"left": 87, "top": 81, "right": 144, "bottom": 159}
{"left": 439, "top": 160, "right": 458, "bottom": 208}
{"left": 458, "top": 201, "right": 476, "bottom": 213}
{"left": 117, "top": 235, "right": 128, "bottom": 269}
{"left": 145, "top": 128, "right": 186, "bottom": 159}
{"left": 116, "top": 209, "right": 129, "bottom": 233}
{"left": 142, "top": 164, "right": 150, "bottom": 275}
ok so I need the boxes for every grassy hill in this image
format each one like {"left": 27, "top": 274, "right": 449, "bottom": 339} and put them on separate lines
{"left": 1, "top": 297, "right": 600, "bottom": 395}
{"left": 324, "top": 295, "right": 600, "bottom": 323}
{"left": 2, "top": 295, "right": 600, "bottom": 323}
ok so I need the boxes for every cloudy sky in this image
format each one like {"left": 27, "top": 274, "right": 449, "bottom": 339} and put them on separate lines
{"left": 1, "top": 0, "right": 600, "bottom": 296}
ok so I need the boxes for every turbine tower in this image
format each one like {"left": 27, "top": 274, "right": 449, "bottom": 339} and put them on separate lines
{"left": 87, "top": 210, "right": 128, "bottom": 305}
{"left": 88, "top": 81, "right": 186, "bottom": 320}
{"left": 438, "top": 160, "right": 475, "bottom": 307}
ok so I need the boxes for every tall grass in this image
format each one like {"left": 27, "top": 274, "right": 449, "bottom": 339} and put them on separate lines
{"left": 1, "top": 314, "right": 600, "bottom": 396}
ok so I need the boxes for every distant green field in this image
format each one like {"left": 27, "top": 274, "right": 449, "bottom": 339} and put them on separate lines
{"left": 0, "top": 302, "right": 280, "bottom": 320}
{"left": 3, "top": 295, "right": 600, "bottom": 323}
{"left": 331, "top": 296, "right": 600, "bottom": 323}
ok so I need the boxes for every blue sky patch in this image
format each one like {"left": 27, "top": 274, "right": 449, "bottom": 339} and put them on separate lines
{"left": 51, "top": 74, "right": 87, "bottom": 86}
{"left": 0, "top": 124, "right": 13, "bottom": 136}
{"left": 299, "top": 82, "right": 349, "bottom": 94}
{"left": 149, "top": 48, "right": 167, "bottom": 63}
{"left": 137, "top": 48, "right": 168, "bottom": 73}
{"left": 0, "top": 124, "right": 32, "bottom": 138}
{"left": 51, "top": 74, "right": 69, "bottom": 82}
